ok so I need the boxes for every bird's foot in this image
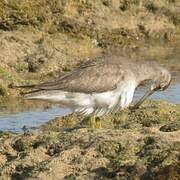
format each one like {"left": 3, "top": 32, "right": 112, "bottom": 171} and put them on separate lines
{"left": 63, "top": 125, "right": 87, "bottom": 132}
{"left": 129, "top": 105, "right": 140, "bottom": 112}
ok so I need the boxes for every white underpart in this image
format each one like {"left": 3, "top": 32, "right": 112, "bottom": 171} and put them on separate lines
{"left": 26, "top": 81, "right": 136, "bottom": 117}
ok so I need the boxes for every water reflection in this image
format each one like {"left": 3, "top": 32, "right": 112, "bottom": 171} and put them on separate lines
{"left": 134, "top": 84, "right": 180, "bottom": 104}
{"left": 0, "top": 106, "right": 70, "bottom": 133}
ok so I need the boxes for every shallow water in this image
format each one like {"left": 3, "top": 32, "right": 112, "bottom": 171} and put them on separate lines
{"left": 0, "top": 82, "right": 179, "bottom": 133}
{"left": 0, "top": 106, "right": 70, "bottom": 132}
{"left": 0, "top": 43, "right": 180, "bottom": 132}
{"left": 135, "top": 84, "right": 180, "bottom": 104}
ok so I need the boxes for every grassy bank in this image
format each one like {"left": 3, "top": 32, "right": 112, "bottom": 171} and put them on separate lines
{"left": 0, "top": 0, "right": 179, "bottom": 38}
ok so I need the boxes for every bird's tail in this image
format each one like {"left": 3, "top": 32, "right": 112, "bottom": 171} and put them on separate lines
{"left": 9, "top": 84, "right": 37, "bottom": 89}
{"left": 9, "top": 83, "right": 42, "bottom": 97}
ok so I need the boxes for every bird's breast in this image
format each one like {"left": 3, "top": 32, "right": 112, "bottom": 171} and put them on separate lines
{"left": 92, "top": 90, "right": 120, "bottom": 108}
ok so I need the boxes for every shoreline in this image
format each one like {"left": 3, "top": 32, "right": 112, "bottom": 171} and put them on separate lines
{"left": 0, "top": 100, "right": 180, "bottom": 178}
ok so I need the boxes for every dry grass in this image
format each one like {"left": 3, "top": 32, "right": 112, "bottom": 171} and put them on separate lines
{"left": 0, "top": 0, "right": 179, "bottom": 32}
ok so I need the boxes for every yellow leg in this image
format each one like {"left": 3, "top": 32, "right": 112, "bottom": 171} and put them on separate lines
{"left": 89, "top": 115, "right": 102, "bottom": 129}
{"left": 78, "top": 0, "right": 87, "bottom": 4}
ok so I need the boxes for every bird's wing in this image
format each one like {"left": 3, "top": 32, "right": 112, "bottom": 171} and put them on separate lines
{"left": 27, "top": 58, "right": 131, "bottom": 93}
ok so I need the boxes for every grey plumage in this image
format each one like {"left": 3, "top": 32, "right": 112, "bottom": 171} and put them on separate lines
{"left": 15, "top": 56, "right": 172, "bottom": 116}
{"left": 21, "top": 56, "right": 167, "bottom": 93}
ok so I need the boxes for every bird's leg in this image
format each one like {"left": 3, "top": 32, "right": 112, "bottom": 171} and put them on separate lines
{"left": 132, "top": 88, "right": 156, "bottom": 110}
{"left": 89, "top": 114, "right": 102, "bottom": 129}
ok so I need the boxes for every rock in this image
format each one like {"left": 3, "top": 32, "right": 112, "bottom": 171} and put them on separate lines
{"left": 160, "top": 121, "right": 180, "bottom": 132}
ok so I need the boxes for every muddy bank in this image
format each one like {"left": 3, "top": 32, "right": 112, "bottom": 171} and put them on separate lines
{"left": 0, "top": 100, "right": 179, "bottom": 179}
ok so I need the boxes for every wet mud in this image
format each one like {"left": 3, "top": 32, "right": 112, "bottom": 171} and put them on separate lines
{"left": 0, "top": 100, "right": 179, "bottom": 179}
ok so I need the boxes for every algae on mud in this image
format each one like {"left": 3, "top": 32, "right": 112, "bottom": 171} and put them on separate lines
{"left": 41, "top": 100, "right": 180, "bottom": 131}
{"left": 0, "top": 100, "right": 179, "bottom": 179}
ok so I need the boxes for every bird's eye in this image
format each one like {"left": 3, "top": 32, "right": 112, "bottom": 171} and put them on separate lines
{"left": 160, "top": 82, "right": 170, "bottom": 91}
{"left": 159, "top": 83, "right": 165, "bottom": 89}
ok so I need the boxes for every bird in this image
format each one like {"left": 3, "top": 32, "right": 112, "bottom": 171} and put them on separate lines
{"left": 14, "top": 56, "right": 171, "bottom": 117}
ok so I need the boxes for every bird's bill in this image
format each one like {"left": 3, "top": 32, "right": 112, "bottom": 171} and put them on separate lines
{"left": 132, "top": 88, "right": 156, "bottom": 109}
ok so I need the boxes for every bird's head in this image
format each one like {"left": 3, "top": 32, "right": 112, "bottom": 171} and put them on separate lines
{"left": 132, "top": 63, "right": 172, "bottom": 110}
{"left": 151, "top": 67, "right": 172, "bottom": 91}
